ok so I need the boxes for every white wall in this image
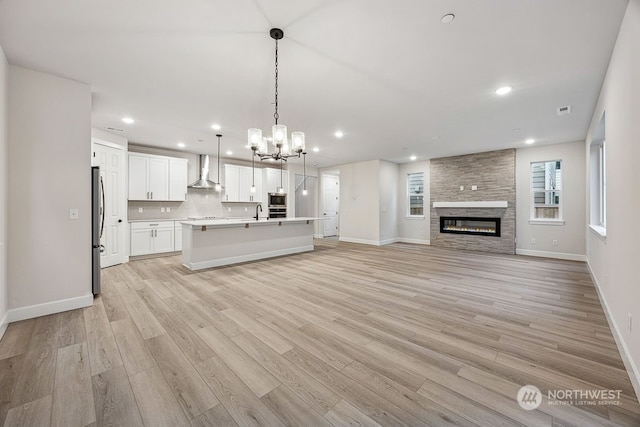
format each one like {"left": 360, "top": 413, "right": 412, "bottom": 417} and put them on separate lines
{"left": 7, "top": 66, "right": 93, "bottom": 320}
{"left": 333, "top": 160, "right": 380, "bottom": 244}
{"left": 321, "top": 159, "right": 400, "bottom": 246}
{"left": 0, "top": 46, "right": 8, "bottom": 338}
{"left": 584, "top": 0, "right": 640, "bottom": 398}
{"left": 378, "top": 160, "right": 398, "bottom": 245}
{"left": 515, "top": 141, "right": 586, "bottom": 260}
{"left": 397, "top": 160, "right": 430, "bottom": 244}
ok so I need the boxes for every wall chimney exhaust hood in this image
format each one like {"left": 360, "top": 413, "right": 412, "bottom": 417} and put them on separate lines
{"left": 188, "top": 155, "right": 218, "bottom": 189}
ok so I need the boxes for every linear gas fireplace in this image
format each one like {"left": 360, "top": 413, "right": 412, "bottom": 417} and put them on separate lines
{"left": 440, "top": 217, "right": 501, "bottom": 237}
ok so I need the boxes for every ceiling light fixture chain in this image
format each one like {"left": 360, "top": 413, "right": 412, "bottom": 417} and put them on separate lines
{"left": 274, "top": 36, "right": 279, "bottom": 125}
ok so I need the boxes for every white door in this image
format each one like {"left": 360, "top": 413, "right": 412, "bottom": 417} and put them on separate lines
{"left": 92, "top": 140, "right": 126, "bottom": 267}
{"left": 322, "top": 174, "right": 339, "bottom": 237}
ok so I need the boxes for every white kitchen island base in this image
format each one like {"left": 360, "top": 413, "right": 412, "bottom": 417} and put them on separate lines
{"left": 181, "top": 218, "right": 318, "bottom": 270}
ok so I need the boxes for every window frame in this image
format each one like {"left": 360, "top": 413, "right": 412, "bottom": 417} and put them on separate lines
{"left": 406, "top": 172, "right": 425, "bottom": 218}
{"left": 529, "top": 159, "right": 564, "bottom": 224}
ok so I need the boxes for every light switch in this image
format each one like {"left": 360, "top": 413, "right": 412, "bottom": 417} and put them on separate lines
{"left": 161, "top": 207, "right": 165, "bottom": 213}
{"left": 69, "top": 209, "right": 79, "bottom": 220}
{"left": 166, "top": 207, "right": 171, "bottom": 213}
{"left": 460, "top": 186, "right": 464, "bottom": 191}
{"left": 471, "top": 185, "right": 478, "bottom": 191}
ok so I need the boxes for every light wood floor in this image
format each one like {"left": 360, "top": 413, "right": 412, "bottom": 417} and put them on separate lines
{"left": 0, "top": 239, "right": 639, "bottom": 426}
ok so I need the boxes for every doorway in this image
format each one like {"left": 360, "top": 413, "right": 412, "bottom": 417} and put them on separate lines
{"left": 92, "top": 139, "right": 126, "bottom": 268}
{"left": 322, "top": 173, "right": 340, "bottom": 237}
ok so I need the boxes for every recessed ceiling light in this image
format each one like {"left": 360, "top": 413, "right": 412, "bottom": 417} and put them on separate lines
{"left": 313, "top": 147, "right": 320, "bottom": 153}
{"left": 226, "top": 150, "right": 233, "bottom": 156}
{"left": 122, "top": 117, "right": 134, "bottom": 124}
{"left": 334, "top": 131, "right": 344, "bottom": 138}
{"left": 410, "top": 155, "right": 417, "bottom": 161}
{"left": 525, "top": 138, "right": 535, "bottom": 145}
{"left": 211, "top": 124, "right": 221, "bottom": 130}
{"left": 177, "top": 142, "right": 186, "bottom": 148}
{"left": 441, "top": 14, "right": 455, "bottom": 24}
{"left": 513, "top": 128, "right": 521, "bottom": 133}
{"left": 496, "top": 86, "right": 512, "bottom": 96}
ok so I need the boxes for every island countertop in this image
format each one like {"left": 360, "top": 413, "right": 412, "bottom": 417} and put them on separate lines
{"left": 179, "top": 217, "right": 321, "bottom": 228}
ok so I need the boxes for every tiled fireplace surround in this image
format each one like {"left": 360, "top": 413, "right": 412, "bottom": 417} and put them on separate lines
{"left": 430, "top": 149, "right": 516, "bottom": 255}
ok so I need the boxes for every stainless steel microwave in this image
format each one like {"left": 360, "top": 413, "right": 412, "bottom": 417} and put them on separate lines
{"left": 268, "top": 193, "right": 286, "bottom": 207}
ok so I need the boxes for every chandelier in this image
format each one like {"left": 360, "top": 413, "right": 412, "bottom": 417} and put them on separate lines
{"left": 248, "top": 28, "right": 306, "bottom": 162}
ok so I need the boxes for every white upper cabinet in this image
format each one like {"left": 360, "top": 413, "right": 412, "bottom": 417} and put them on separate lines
{"left": 264, "top": 167, "right": 289, "bottom": 195}
{"left": 169, "top": 158, "right": 188, "bottom": 201}
{"left": 128, "top": 153, "right": 187, "bottom": 201}
{"left": 223, "top": 164, "right": 263, "bottom": 203}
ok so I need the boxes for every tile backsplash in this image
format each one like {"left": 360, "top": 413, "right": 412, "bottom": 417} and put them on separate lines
{"left": 128, "top": 189, "right": 261, "bottom": 220}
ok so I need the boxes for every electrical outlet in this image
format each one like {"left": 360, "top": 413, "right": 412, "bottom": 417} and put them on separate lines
{"left": 244, "top": 207, "right": 248, "bottom": 212}
{"left": 138, "top": 207, "right": 143, "bottom": 213}
{"left": 552, "top": 239, "right": 558, "bottom": 246}
{"left": 531, "top": 238, "right": 536, "bottom": 244}
{"left": 471, "top": 185, "right": 478, "bottom": 191}
{"left": 228, "top": 207, "right": 232, "bottom": 212}
{"left": 629, "top": 313, "right": 633, "bottom": 333}
{"left": 166, "top": 207, "right": 170, "bottom": 213}
{"left": 161, "top": 207, "right": 165, "bottom": 213}
{"left": 460, "top": 186, "right": 464, "bottom": 191}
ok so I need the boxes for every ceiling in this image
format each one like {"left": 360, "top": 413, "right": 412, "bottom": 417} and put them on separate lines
{"left": 0, "top": 0, "right": 628, "bottom": 168}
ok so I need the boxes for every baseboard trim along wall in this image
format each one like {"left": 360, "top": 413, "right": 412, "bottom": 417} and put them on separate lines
{"left": 338, "top": 237, "right": 397, "bottom": 246}
{"left": 397, "top": 238, "right": 431, "bottom": 245}
{"left": 0, "top": 312, "right": 8, "bottom": 341}
{"left": 6, "top": 293, "right": 94, "bottom": 323}
{"left": 587, "top": 260, "right": 640, "bottom": 404}
{"left": 515, "top": 249, "right": 587, "bottom": 262}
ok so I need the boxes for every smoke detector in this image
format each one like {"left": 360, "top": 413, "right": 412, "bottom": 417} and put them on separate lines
{"left": 557, "top": 105, "right": 572, "bottom": 116}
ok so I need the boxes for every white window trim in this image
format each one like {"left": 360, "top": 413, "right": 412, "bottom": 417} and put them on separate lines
{"left": 406, "top": 172, "right": 425, "bottom": 218}
{"left": 530, "top": 160, "right": 563, "bottom": 221}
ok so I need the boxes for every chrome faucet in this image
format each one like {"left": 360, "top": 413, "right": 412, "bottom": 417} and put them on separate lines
{"left": 254, "top": 203, "right": 263, "bottom": 221}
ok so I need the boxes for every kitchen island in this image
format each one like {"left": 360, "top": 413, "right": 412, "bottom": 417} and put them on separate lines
{"left": 180, "top": 217, "right": 320, "bottom": 270}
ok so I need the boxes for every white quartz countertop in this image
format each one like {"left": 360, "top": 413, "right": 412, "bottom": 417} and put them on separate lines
{"left": 179, "top": 217, "right": 322, "bottom": 228}
{"left": 129, "top": 218, "right": 188, "bottom": 223}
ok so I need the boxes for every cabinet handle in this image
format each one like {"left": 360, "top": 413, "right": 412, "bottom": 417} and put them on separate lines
{"left": 151, "top": 191, "right": 153, "bottom": 199}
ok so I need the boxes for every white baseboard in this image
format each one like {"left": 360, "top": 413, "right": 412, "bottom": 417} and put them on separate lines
{"left": 313, "top": 234, "right": 324, "bottom": 239}
{"left": 6, "top": 293, "right": 94, "bottom": 323}
{"left": 0, "top": 311, "right": 8, "bottom": 341}
{"left": 587, "top": 260, "right": 640, "bottom": 404}
{"left": 397, "top": 238, "right": 431, "bottom": 245}
{"left": 515, "top": 249, "right": 586, "bottom": 262}
{"left": 338, "top": 237, "right": 393, "bottom": 246}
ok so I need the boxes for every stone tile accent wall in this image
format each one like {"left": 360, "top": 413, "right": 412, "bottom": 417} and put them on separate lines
{"left": 430, "top": 149, "right": 516, "bottom": 254}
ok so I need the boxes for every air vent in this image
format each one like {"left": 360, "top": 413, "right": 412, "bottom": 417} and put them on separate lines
{"left": 557, "top": 105, "right": 572, "bottom": 116}
{"left": 105, "top": 126, "right": 125, "bottom": 132}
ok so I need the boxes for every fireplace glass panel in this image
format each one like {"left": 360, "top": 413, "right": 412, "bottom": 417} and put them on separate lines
{"left": 440, "top": 217, "right": 501, "bottom": 237}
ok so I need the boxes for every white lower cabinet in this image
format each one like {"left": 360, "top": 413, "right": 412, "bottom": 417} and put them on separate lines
{"left": 130, "top": 221, "right": 175, "bottom": 256}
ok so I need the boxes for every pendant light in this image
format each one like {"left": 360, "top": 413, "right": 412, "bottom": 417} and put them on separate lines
{"left": 248, "top": 28, "right": 307, "bottom": 162}
{"left": 302, "top": 152, "right": 308, "bottom": 196}
{"left": 214, "top": 134, "right": 223, "bottom": 192}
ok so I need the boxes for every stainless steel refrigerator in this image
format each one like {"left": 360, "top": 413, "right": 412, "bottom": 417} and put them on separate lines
{"left": 91, "top": 166, "right": 104, "bottom": 295}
